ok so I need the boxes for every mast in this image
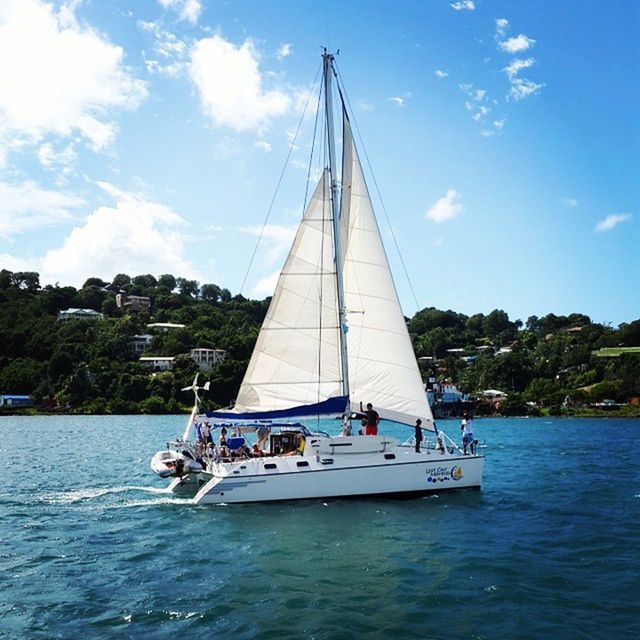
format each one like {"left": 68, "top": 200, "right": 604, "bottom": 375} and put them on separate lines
{"left": 322, "top": 49, "right": 350, "bottom": 402}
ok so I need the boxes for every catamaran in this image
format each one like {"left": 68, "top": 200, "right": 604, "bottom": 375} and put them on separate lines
{"left": 151, "top": 51, "right": 484, "bottom": 504}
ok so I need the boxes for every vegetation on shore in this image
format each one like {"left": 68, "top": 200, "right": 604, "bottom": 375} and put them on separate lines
{"left": 1, "top": 269, "right": 639, "bottom": 417}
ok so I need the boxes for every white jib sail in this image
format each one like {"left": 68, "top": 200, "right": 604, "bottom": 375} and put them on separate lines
{"left": 341, "top": 116, "right": 435, "bottom": 430}
{"left": 233, "top": 170, "right": 343, "bottom": 413}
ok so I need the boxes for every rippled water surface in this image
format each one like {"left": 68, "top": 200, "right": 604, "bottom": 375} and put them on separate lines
{"left": 1, "top": 415, "right": 639, "bottom": 639}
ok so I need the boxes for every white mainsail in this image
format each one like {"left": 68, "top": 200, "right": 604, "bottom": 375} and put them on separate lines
{"left": 233, "top": 170, "right": 344, "bottom": 413}
{"left": 341, "top": 115, "right": 435, "bottom": 429}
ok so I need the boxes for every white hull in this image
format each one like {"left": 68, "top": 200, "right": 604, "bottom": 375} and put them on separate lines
{"left": 181, "top": 437, "right": 483, "bottom": 505}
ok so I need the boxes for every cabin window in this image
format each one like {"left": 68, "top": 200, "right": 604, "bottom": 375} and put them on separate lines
{"left": 296, "top": 461, "right": 309, "bottom": 468}
{"left": 264, "top": 463, "right": 277, "bottom": 470}
{"left": 321, "top": 458, "right": 334, "bottom": 465}
{"left": 384, "top": 453, "right": 396, "bottom": 460}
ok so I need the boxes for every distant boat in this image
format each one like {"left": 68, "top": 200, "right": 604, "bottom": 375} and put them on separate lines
{"left": 151, "top": 51, "right": 484, "bottom": 504}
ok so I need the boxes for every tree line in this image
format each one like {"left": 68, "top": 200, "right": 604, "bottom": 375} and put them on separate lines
{"left": 0, "top": 269, "right": 638, "bottom": 415}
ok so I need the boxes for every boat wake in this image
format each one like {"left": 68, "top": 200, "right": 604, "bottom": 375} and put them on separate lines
{"left": 41, "top": 485, "right": 173, "bottom": 505}
{"left": 104, "top": 496, "right": 194, "bottom": 509}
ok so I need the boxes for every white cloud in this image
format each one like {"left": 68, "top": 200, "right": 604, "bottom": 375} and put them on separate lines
{"left": 356, "top": 99, "right": 374, "bottom": 112}
{"left": 508, "top": 77, "right": 544, "bottom": 101}
{"left": 0, "top": 180, "right": 84, "bottom": 238}
{"left": 503, "top": 57, "right": 536, "bottom": 78}
{"left": 252, "top": 270, "right": 280, "bottom": 298}
{"left": 499, "top": 34, "right": 536, "bottom": 54}
{"left": 39, "top": 182, "right": 201, "bottom": 287}
{"left": 426, "top": 190, "right": 464, "bottom": 223}
{"left": 594, "top": 213, "right": 632, "bottom": 233}
{"left": 0, "top": 0, "right": 146, "bottom": 155}
{"left": 158, "top": 0, "right": 202, "bottom": 24}
{"left": 493, "top": 118, "right": 506, "bottom": 130}
{"left": 495, "top": 18, "right": 509, "bottom": 37}
{"left": 435, "top": 69, "right": 449, "bottom": 78}
{"left": 276, "top": 43, "right": 292, "bottom": 60}
{"left": 502, "top": 57, "right": 542, "bottom": 101}
{"left": 189, "top": 35, "right": 291, "bottom": 131}
{"left": 450, "top": 1, "right": 475, "bottom": 10}
{"left": 389, "top": 96, "right": 405, "bottom": 107}
{"left": 37, "top": 142, "right": 77, "bottom": 174}
{"left": 563, "top": 198, "right": 578, "bottom": 208}
{"left": 460, "top": 84, "right": 492, "bottom": 123}
{"left": 240, "top": 224, "right": 297, "bottom": 263}
{"left": 254, "top": 140, "right": 272, "bottom": 152}
{"left": 0, "top": 253, "right": 35, "bottom": 272}
{"left": 140, "top": 21, "right": 188, "bottom": 76}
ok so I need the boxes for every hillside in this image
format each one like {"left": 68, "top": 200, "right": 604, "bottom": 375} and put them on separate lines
{"left": 1, "top": 269, "right": 639, "bottom": 415}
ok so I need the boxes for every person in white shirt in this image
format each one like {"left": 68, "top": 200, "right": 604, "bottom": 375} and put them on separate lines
{"left": 460, "top": 412, "right": 475, "bottom": 455}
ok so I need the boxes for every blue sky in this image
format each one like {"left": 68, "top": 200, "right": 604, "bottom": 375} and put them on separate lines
{"left": 0, "top": 0, "right": 637, "bottom": 326}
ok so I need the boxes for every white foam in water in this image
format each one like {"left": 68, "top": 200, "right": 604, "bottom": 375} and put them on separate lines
{"left": 41, "top": 485, "right": 172, "bottom": 504}
{"left": 105, "top": 496, "right": 194, "bottom": 509}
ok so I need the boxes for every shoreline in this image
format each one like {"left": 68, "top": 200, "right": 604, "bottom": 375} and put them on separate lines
{"left": 2, "top": 409, "right": 639, "bottom": 419}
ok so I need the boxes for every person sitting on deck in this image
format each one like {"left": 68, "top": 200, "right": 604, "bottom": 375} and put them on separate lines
{"left": 251, "top": 443, "right": 264, "bottom": 457}
{"left": 284, "top": 433, "right": 305, "bottom": 456}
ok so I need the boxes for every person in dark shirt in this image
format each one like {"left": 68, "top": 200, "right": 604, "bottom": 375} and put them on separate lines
{"left": 357, "top": 402, "right": 380, "bottom": 436}
{"left": 414, "top": 418, "right": 423, "bottom": 453}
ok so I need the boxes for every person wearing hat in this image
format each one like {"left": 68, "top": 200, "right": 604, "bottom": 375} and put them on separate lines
{"left": 460, "top": 411, "right": 475, "bottom": 455}
{"left": 414, "top": 419, "right": 423, "bottom": 453}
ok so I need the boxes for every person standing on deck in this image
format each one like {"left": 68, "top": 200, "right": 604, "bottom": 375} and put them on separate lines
{"left": 414, "top": 419, "right": 423, "bottom": 453}
{"left": 461, "top": 412, "right": 475, "bottom": 455}
{"left": 357, "top": 402, "right": 380, "bottom": 436}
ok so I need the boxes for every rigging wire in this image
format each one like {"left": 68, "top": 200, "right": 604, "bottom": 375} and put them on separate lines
{"left": 239, "top": 62, "right": 322, "bottom": 297}
{"left": 333, "top": 62, "right": 422, "bottom": 314}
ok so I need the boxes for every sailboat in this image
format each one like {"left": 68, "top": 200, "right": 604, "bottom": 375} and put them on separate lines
{"left": 152, "top": 51, "right": 484, "bottom": 504}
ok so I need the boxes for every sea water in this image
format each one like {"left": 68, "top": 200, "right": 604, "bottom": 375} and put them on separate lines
{"left": 0, "top": 416, "right": 638, "bottom": 639}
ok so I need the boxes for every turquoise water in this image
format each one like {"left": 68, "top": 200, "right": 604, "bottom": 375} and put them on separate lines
{"left": 1, "top": 416, "right": 638, "bottom": 639}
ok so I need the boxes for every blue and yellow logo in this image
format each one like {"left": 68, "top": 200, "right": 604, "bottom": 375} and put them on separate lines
{"left": 426, "top": 465, "right": 464, "bottom": 483}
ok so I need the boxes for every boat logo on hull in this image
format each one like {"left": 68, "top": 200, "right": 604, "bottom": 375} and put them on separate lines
{"left": 426, "top": 465, "right": 463, "bottom": 484}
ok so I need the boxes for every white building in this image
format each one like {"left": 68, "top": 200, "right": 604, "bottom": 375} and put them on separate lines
{"left": 139, "top": 356, "right": 175, "bottom": 371}
{"left": 57, "top": 308, "right": 103, "bottom": 322}
{"left": 147, "top": 322, "right": 186, "bottom": 332}
{"left": 116, "top": 293, "right": 151, "bottom": 313}
{"left": 190, "top": 348, "right": 227, "bottom": 371}
{"left": 130, "top": 334, "right": 153, "bottom": 355}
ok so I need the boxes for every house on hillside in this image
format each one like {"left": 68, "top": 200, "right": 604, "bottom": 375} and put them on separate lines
{"left": 147, "top": 322, "right": 186, "bottom": 332}
{"left": 57, "top": 308, "right": 103, "bottom": 322}
{"left": 0, "top": 395, "right": 34, "bottom": 407}
{"left": 116, "top": 293, "right": 151, "bottom": 313}
{"left": 139, "top": 356, "right": 175, "bottom": 371}
{"left": 190, "top": 348, "right": 226, "bottom": 371}
{"left": 130, "top": 334, "right": 153, "bottom": 355}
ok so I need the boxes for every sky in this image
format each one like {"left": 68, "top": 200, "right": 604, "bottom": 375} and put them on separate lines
{"left": 0, "top": 0, "right": 638, "bottom": 327}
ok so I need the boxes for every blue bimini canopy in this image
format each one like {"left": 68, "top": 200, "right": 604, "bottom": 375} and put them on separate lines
{"left": 204, "top": 395, "right": 349, "bottom": 422}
